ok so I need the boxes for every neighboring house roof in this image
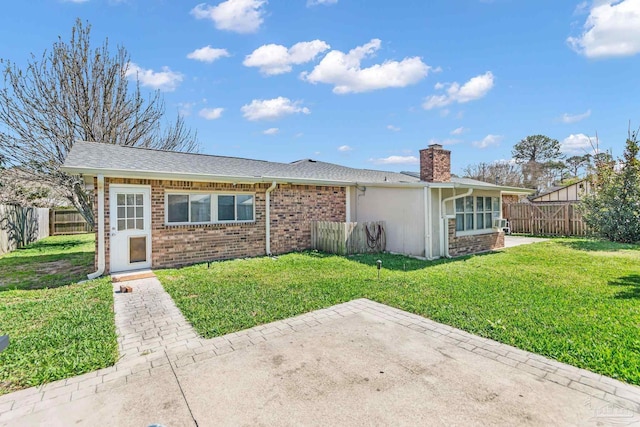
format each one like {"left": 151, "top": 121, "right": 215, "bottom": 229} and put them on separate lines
{"left": 62, "top": 141, "right": 531, "bottom": 193}
{"left": 530, "top": 179, "right": 590, "bottom": 202}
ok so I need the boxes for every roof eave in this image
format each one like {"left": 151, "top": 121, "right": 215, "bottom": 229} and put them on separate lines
{"left": 60, "top": 166, "right": 354, "bottom": 187}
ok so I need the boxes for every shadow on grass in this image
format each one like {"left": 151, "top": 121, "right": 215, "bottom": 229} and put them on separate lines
{"left": 0, "top": 235, "right": 94, "bottom": 292}
{"left": 334, "top": 250, "right": 499, "bottom": 271}
{"left": 554, "top": 239, "right": 640, "bottom": 252}
{"left": 609, "top": 275, "right": 640, "bottom": 299}
{"left": 10, "top": 236, "right": 92, "bottom": 252}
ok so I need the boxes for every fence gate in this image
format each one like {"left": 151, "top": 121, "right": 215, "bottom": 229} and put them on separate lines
{"left": 504, "top": 203, "right": 588, "bottom": 236}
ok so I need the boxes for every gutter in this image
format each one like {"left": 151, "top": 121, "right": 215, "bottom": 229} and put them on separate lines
{"left": 441, "top": 188, "right": 473, "bottom": 259}
{"left": 88, "top": 174, "right": 105, "bottom": 279}
{"left": 265, "top": 181, "right": 277, "bottom": 256}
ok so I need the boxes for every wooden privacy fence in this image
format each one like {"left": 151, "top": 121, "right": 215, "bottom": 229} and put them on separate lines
{"left": 311, "top": 221, "right": 386, "bottom": 255}
{"left": 50, "top": 209, "right": 92, "bottom": 235}
{"left": 0, "top": 204, "right": 50, "bottom": 255}
{"left": 503, "top": 203, "right": 589, "bottom": 236}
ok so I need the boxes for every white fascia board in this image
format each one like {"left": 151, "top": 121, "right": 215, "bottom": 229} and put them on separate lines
{"left": 60, "top": 167, "right": 353, "bottom": 187}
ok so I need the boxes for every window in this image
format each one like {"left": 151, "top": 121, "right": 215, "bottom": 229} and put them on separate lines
{"left": 117, "top": 193, "right": 144, "bottom": 231}
{"left": 455, "top": 196, "right": 500, "bottom": 232}
{"left": 165, "top": 192, "right": 255, "bottom": 224}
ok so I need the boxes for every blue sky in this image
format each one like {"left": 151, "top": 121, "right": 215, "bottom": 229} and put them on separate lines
{"left": 1, "top": 0, "right": 639, "bottom": 175}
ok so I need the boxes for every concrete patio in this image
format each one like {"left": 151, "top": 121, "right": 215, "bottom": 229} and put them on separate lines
{"left": 1, "top": 277, "right": 639, "bottom": 426}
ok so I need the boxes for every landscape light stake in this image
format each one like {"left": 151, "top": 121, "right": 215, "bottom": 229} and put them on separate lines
{"left": 376, "top": 260, "right": 382, "bottom": 280}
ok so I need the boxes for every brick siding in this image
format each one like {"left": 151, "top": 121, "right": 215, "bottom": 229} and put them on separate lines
{"left": 97, "top": 178, "right": 345, "bottom": 273}
{"left": 419, "top": 144, "right": 451, "bottom": 183}
{"left": 447, "top": 218, "right": 504, "bottom": 257}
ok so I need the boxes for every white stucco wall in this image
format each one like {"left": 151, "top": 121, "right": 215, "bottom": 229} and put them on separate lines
{"left": 354, "top": 186, "right": 425, "bottom": 257}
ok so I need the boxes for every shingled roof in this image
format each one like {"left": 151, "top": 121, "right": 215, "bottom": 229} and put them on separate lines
{"left": 62, "top": 141, "right": 531, "bottom": 193}
{"left": 62, "top": 141, "right": 420, "bottom": 184}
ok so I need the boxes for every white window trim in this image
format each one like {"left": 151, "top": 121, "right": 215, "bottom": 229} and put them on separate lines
{"left": 455, "top": 196, "right": 501, "bottom": 234}
{"left": 164, "top": 190, "right": 256, "bottom": 226}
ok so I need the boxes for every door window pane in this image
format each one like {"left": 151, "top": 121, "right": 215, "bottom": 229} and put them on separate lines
{"left": 218, "top": 195, "right": 235, "bottom": 221}
{"left": 190, "top": 195, "right": 211, "bottom": 222}
{"left": 237, "top": 195, "right": 254, "bottom": 221}
{"left": 117, "top": 194, "right": 125, "bottom": 205}
{"left": 117, "top": 219, "right": 126, "bottom": 231}
{"left": 136, "top": 219, "right": 144, "bottom": 230}
{"left": 126, "top": 194, "right": 134, "bottom": 205}
{"left": 168, "top": 194, "right": 188, "bottom": 223}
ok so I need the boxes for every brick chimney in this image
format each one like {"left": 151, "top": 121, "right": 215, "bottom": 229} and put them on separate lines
{"left": 420, "top": 144, "right": 451, "bottom": 182}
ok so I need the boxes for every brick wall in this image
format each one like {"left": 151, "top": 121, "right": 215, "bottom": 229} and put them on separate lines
{"left": 98, "top": 178, "right": 345, "bottom": 273}
{"left": 270, "top": 185, "right": 346, "bottom": 254}
{"left": 447, "top": 218, "right": 504, "bottom": 257}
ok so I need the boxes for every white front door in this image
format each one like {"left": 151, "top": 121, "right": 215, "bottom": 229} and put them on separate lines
{"left": 109, "top": 185, "right": 152, "bottom": 273}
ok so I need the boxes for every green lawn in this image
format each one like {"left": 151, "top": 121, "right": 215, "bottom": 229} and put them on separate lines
{"left": 0, "top": 235, "right": 117, "bottom": 395}
{"left": 0, "top": 234, "right": 95, "bottom": 291}
{"left": 157, "top": 239, "right": 640, "bottom": 386}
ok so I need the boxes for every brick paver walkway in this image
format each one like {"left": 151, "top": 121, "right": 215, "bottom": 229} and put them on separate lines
{"left": 1, "top": 277, "right": 639, "bottom": 424}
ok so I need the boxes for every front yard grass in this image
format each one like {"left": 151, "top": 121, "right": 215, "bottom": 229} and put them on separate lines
{"left": 0, "top": 279, "right": 118, "bottom": 395}
{"left": 157, "top": 239, "right": 640, "bottom": 386}
{"left": 0, "top": 234, "right": 95, "bottom": 291}
{"left": 0, "top": 234, "right": 117, "bottom": 396}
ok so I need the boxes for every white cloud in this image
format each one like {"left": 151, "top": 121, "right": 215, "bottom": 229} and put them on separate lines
{"left": 244, "top": 40, "right": 330, "bottom": 75}
{"left": 562, "top": 133, "right": 596, "bottom": 154}
{"left": 263, "top": 127, "right": 279, "bottom": 135}
{"left": 338, "top": 145, "right": 353, "bottom": 152}
{"left": 428, "top": 138, "right": 461, "bottom": 146}
{"left": 125, "top": 63, "right": 183, "bottom": 91}
{"left": 187, "top": 46, "right": 230, "bottom": 63}
{"left": 568, "top": 0, "right": 640, "bottom": 58}
{"left": 191, "top": 0, "right": 266, "bottom": 34}
{"left": 241, "top": 97, "right": 310, "bottom": 121}
{"left": 370, "top": 156, "right": 420, "bottom": 165}
{"left": 472, "top": 134, "right": 503, "bottom": 149}
{"left": 199, "top": 107, "right": 224, "bottom": 120}
{"left": 177, "top": 102, "right": 196, "bottom": 116}
{"left": 450, "top": 126, "right": 467, "bottom": 135}
{"left": 560, "top": 109, "right": 591, "bottom": 123}
{"left": 301, "top": 39, "right": 431, "bottom": 94}
{"left": 307, "top": 0, "right": 337, "bottom": 5}
{"left": 423, "top": 72, "right": 494, "bottom": 109}
{"left": 386, "top": 125, "right": 401, "bottom": 132}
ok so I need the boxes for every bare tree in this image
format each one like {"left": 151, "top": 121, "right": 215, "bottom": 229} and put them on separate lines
{"left": 0, "top": 20, "right": 198, "bottom": 226}
{"left": 463, "top": 161, "right": 523, "bottom": 187}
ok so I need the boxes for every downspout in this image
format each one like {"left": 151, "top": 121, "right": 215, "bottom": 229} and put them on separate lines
{"left": 345, "top": 186, "right": 351, "bottom": 222}
{"left": 88, "top": 174, "right": 105, "bottom": 279}
{"left": 265, "top": 181, "right": 277, "bottom": 256}
{"left": 423, "top": 186, "right": 433, "bottom": 259}
{"left": 441, "top": 188, "right": 473, "bottom": 258}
